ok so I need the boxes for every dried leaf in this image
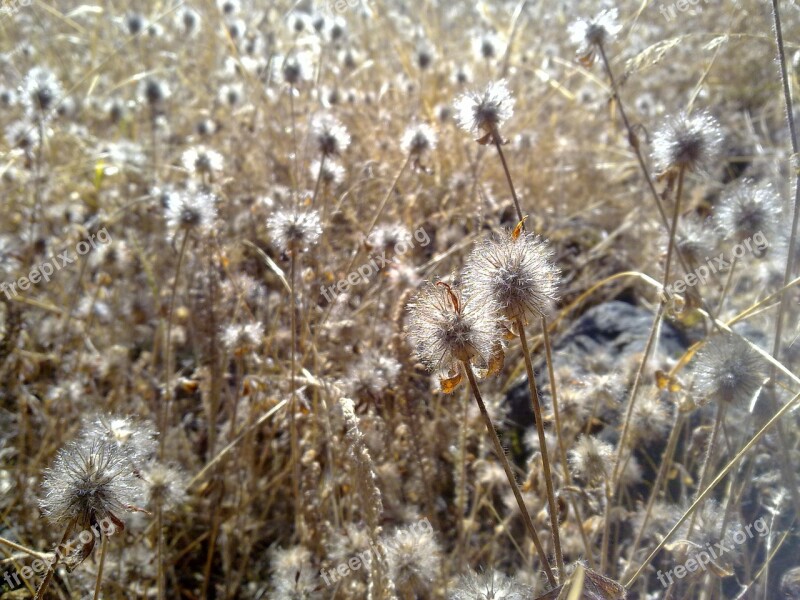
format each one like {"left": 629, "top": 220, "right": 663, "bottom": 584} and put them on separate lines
{"left": 487, "top": 345, "right": 505, "bottom": 377}
{"left": 534, "top": 566, "right": 627, "bottom": 599}
{"left": 512, "top": 217, "right": 527, "bottom": 239}
{"left": 439, "top": 371, "right": 463, "bottom": 394}
{"left": 655, "top": 370, "right": 682, "bottom": 392}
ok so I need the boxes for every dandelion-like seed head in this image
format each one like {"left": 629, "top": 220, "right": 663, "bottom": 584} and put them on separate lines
{"left": 673, "top": 215, "right": 717, "bottom": 271}
{"left": 652, "top": 110, "right": 724, "bottom": 175}
{"left": 406, "top": 281, "right": 500, "bottom": 374}
{"left": 279, "top": 52, "right": 315, "bottom": 86}
{"left": 716, "top": 179, "right": 781, "bottom": 244}
{"left": 471, "top": 30, "right": 505, "bottom": 62}
{"left": 181, "top": 145, "right": 224, "bottom": 176}
{"left": 693, "top": 333, "right": 764, "bottom": 407}
{"left": 569, "top": 434, "right": 614, "bottom": 486}
{"left": 310, "top": 158, "right": 346, "bottom": 187}
{"left": 311, "top": 114, "right": 351, "bottom": 157}
{"left": 401, "top": 122, "right": 438, "bottom": 156}
{"left": 568, "top": 8, "right": 622, "bottom": 63}
{"left": 464, "top": 228, "right": 559, "bottom": 322}
{"left": 20, "top": 66, "right": 63, "bottom": 117}
{"left": 222, "top": 322, "right": 264, "bottom": 354}
{"left": 40, "top": 437, "right": 141, "bottom": 528}
{"left": 450, "top": 568, "right": 532, "bottom": 600}
{"left": 84, "top": 415, "right": 158, "bottom": 467}
{"left": 454, "top": 80, "right": 515, "bottom": 140}
{"left": 164, "top": 189, "right": 217, "bottom": 234}
{"left": 267, "top": 209, "right": 322, "bottom": 253}
{"left": 382, "top": 525, "right": 441, "bottom": 593}
{"left": 143, "top": 462, "right": 188, "bottom": 511}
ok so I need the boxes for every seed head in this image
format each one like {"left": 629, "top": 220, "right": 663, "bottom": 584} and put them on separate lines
{"left": 164, "top": 189, "right": 217, "bottom": 235}
{"left": 40, "top": 437, "right": 142, "bottom": 529}
{"left": 692, "top": 333, "right": 764, "bottom": 407}
{"left": 84, "top": 415, "right": 158, "bottom": 468}
{"left": 569, "top": 434, "right": 614, "bottom": 486}
{"left": 673, "top": 215, "right": 717, "bottom": 271}
{"left": 181, "top": 145, "right": 224, "bottom": 176}
{"left": 716, "top": 179, "right": 781, "bottom": 245}
{"left": 138, "top": 77, "right": 171, "bottom": 108}
{"left": 311, "top": 113, "right": 351, "bottom": 157}
{"left": 568, "top": 8, "right": 622, "bottom": 64}
{"left": 309, "top": 158, "right": 346, "bottom": 187}
{"left": 464, "top": 228, "right": 559, "bottom": 322}
{"left": 222, "top": 322, "right": 264, "bottom": 354}
{"left": 279, "top": 51, "right": 315, "bottom": 86}
{"left": 406, "top": 281, "right": 501, "bottom": 374}
{"left": 451, "top": 568, "right": 532, "bottom": 600}
{"left": 143, "top": 462, "right": 187, "bottom": 511}
{"left": 267, "top": 209, "right": 322, "bottom": 253}
{"left": 401, "top": 122, "right": 438, "bottom": 156}
{"left": 382, "top": 523, "right": 441, "bottom": 594}
{"left": 652, "top": 110, "right": 724, "bottom": 175}
{"left": 20, "top": 66, "right": 63, "bottom": 117}
{"left": 454, "top": 80, "right": 515, "bottom": 140}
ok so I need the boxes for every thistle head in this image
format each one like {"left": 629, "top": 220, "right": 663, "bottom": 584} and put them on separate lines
{"left": 692, "top": 333, "right": 765, "bottom": 407}
{"left": 267, "top": 209, "right": 322, "bottom": 253}
{"left": 311, "top": 113, "right": 351, "bottom": 157}
{"left": 568, "top": 8, "right": 622, "bottom": 65}
{"left": 406, "top": 281, "right": 501, "bottom": 376}
{"left": 652, "top": 110, "right": 724, "bottom": 176}
{"left": 716, "top": 179, "right": 781, "bottom": 246}
{"left": 451, "top": 568, "right": 531, "bottom": 600}
{"left": 454, "top": 79, "right": 515, "bottom": 141}
{"left": 569, "top": 434, "right": 614, "bottom": 486}
{"left": 164, "top": 189, "right": 217, "bottom": 235}
{"left": 401, "top": 122, "right": 438, "bottom": 156}
{"left": 464, "top": 225, "right": 559, "bottom": 323}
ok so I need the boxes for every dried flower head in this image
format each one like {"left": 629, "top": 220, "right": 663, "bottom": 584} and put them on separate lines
{"left": 382, "top": 523, "right": 441, "bottom": 594}
{"left": 450, "top": 568, "right": 532, "bottom": 600}
{"left": 279, "top": 51, "right": 315, "bottom": 86}
{"left": 674, "top": 215, "right": 718, "bottom": 271}
{"left": 311, "top": 113, "right": 351, "bottom": 156}
{"left": 569, "top": 435, "right": 614, "bottom": 486}
{"left": 267, "top": 209, "right": 322, "bottom": 253}
{"left": 347, "top": 351, "right": 401, "bottom": 397}
{"left": 652, "top": 110, "right": 724, "bottom": 175}
{"left": 84, "top": 415, "right": 158, "bottom": 468}
{"left": 309, "top": 158, "right": 346, "bottom": 187}
{"left": 143, "top": 462, "right": 188, "bottom": 511}
{"left": 181, "top": 145, "right": 224, "bottom": 176}
{"left": 40, "top": 437, "right": 141, "bottom": 529}
{"left": 270, "top": 545, "right": 317, "bottom": 599}
{"left": 568, "top": 8, "right": 622, "bottom": 65}
{"left": 692, "top": 333, "right": 764, "bottom": 407}
{"left": 464, "top": 227, "right": 559, "bottom": 322}
{"left": 454, "top": 80, "right": 515, "bottom": 140}
{"left": 20, "top": 66, "right": 63, "bottom": 117}
{"left": 471, "top": 30, "right": 505, "bottom": 62}
{"left": 406, "top": 281, "right": 500, "bottom": 375}
{"left": 164, "top": 189, "right": 217, "bottom": 234}
{"left": 716, "top": 179, "right": 781, "bottom": 245}
{"left": 401, "top": 122, "right": 438, "bottom": 156}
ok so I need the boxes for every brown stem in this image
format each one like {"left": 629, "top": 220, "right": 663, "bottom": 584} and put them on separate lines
{"left": 516, "top": 317, "right": 565, "bottom": 582}
{"left": 493, "top": 136, "right": 524, "bottom": 226}
{"left": 462, "top": 361, "right": 556, "bottom": 587}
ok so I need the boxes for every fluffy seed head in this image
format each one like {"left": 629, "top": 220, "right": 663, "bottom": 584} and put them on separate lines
{"left": 406, "top": 281, "right": 501, "bottom": 373}
{"left": 451, "top": 568, "right": 531, "bottom": 599}
{"left": 464, "top": 228, "right": 559, "bottom": 321}
{"left": 267, "top": 209, "right": 322, "bottom": 253}
{"left": 311, "top": 113, "right": 351, "bottom": 156}
{"left": 84, "top": 415, "right": 158, "bottom": 468}
{"left": 569, "top": 435, "right": 614, "bottom": 486}
{"left": 652, "top": 110, "right": 724, "bottom": 175}
{"left": 401, "top": 122, "right": 438, "bottom": 156}
{"left": 164, "top": 190, "right": 217, "bottom": 234}
{"left": 692, "top": 333, "right": 764, "bottom": 407}
{"left": 382, "top": 523, "right": 441, "bottom": 594}
{"left": 40, "top": 437, "right": 141, "bottom": 528}
{"left": 716, "top": 179, "right": 781, "bottom": 244}
{"left": 454, "top": 80, "right": 515, "bottom": 138}
{"left": 138, "top": 77, "right": 171, "bottom": 107}
{"left": 674, "top": 215, "right": 717, "bottom": 271}
{"left": 20, "top": 66, "right": 63, "bottom": 117}
{"left": 181, "top": 145, "right": 224, "bottom": 176}
{"left": 568, "top": 8, "right": 622, "bottom": 64}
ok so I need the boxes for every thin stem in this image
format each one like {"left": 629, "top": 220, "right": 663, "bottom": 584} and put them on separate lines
{"left": 462, "top": 361, "right": 557, "bottom": 587}
{"left": 623, "top": 411, "right": 685, "bottom": 581}
{"left": 516, "top": 317, "right": 565, "bottom": 582}
{"left": 493, "top": 136, "right": 524, "bottom": 225}
{"left": 161, "top": 229, "right": 190, "bottom": 458}
{"left": 541, "top": 316, "right": 596, "bottom": 569}
{"left": 93, "top": 533, "right": 108, "bottom": 600}
{"left": 289, "top": 88, "right": 300, "bottom": 208}
{"left": 687, "top": 403, "right": 726, "bottom": 539}
{"left": 157, "top": 503, "right": 165, "bottom": 600}
{"left": 34, "top": 521, "right": 75, "bottom": 600}
{"left": 289, "top": 250, "right": 302, "bottom": 538}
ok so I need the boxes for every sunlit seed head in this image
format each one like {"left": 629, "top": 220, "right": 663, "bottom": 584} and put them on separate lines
{"left": 267, "top": 209, "right": 322, "bottom": 253}
{"left": 401, "top": 122, "right": 438, "bottom": 156}
{"left": 652, "top": 110, "right": 724, "bottom": 175}
{"left": 164, "top": 190, "right": 217, "bottom": 234}
{"left": 464, "top": 229, "right": 559, "bottom": 322}
{"left": 692, "top": 333, "right": 764, "bottom": 407}
{"left": 311, "top": 114, "right": 351, "bottom": 156}
{"left": 568, "top": 8, "right": 622, "bottom": 63}
{"left": 569, "top": 434, "right": 614, "bottom": 486}
{"left": 454, "top": 79, "right": 515, "bottom": 139}
{"left": 716, "top": 179, "right": 781, "bottom": 244}
{"left": 181, "top": 146, "right": 224, "bottom": 176}
{"left": 138, "top": 77, "right": 171, "bottom": 108}
{"left": 406, "top": 281, "right": 500, "bottom": 373}
{"left": 20, "top": 66, "right": 63, "bottom": 117}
